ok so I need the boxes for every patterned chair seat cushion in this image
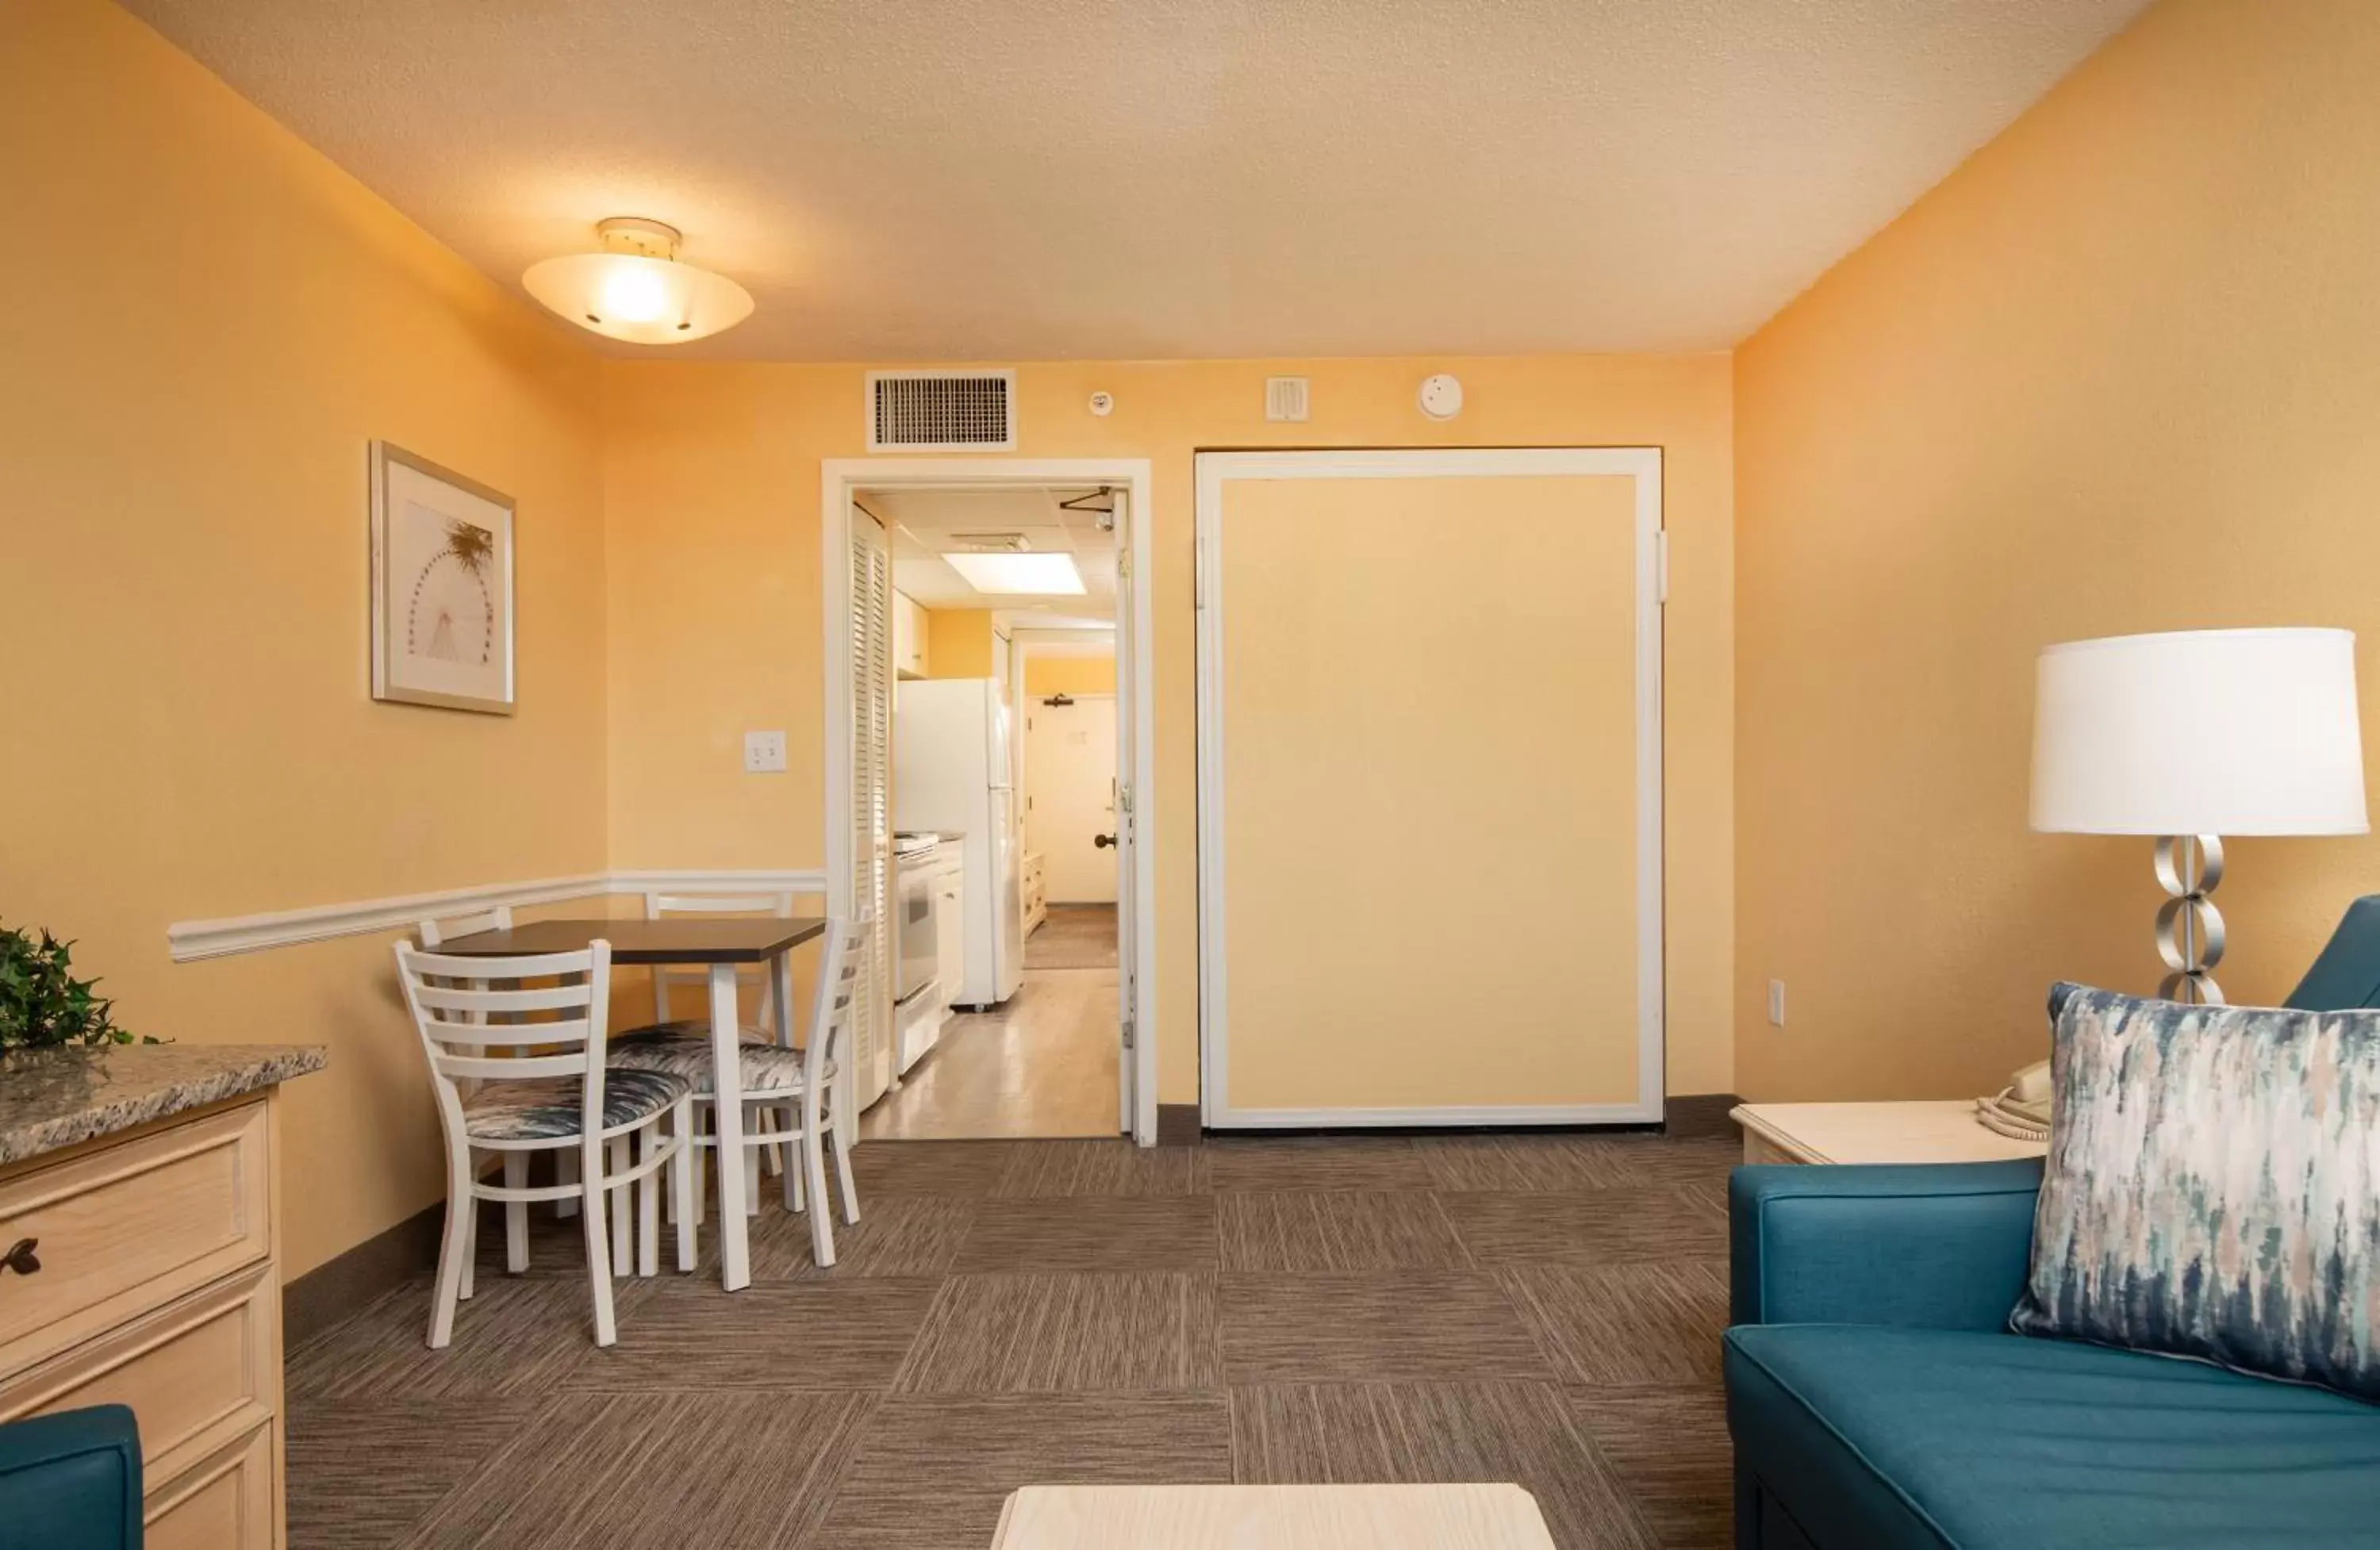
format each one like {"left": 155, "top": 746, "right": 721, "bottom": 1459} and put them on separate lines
{"left": 616, "top": 1018, "right": 775, "bottom": 1045}
{"left": 462, "top": 1069, "right": 691, "bottom": 1143}
{"left": 607, "top": 1036, "right": 831, "bottom": 1096}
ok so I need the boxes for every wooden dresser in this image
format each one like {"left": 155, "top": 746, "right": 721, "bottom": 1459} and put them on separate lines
{"left": 0, "top": 1045, "right": 323, "bottom": 1549}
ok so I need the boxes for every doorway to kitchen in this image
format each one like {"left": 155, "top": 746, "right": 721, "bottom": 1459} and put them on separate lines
{"left": 822, "top": 459, "right": 1157, "bottom": 1145}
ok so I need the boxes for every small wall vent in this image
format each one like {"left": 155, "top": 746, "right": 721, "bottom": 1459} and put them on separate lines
{"left": 868, "top": 370, "right": 1017, "bottom": 452}
{"left": 1265, "top": 376, "right": 1310, "bottom": 423}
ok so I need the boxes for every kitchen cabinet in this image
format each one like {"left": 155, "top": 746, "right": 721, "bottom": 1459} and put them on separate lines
{"left": 0, "top": 1046, "right": 322, "bottom": 1550}
{"left": 1021, "top": 851, "right": 1047, "bottom": 936}
{"left": 892, "top": 590, "right": 929, "bottom": 680}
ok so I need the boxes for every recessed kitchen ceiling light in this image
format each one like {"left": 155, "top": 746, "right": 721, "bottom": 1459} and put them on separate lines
{"left": 522, "top": 217, "right": 754, "bottom": 345}
{"left": 942, "top": 552, "right": 1085, "bottom": 596}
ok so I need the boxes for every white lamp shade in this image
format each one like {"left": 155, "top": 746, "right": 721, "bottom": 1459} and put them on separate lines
{"left": 2030, "top": 627, "right": 2369, "bottom": 835}
{"left": 520, "top": 252, "right": 754, "bottom": 345}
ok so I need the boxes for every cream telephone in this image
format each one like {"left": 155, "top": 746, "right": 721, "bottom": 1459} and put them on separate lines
{"left": 1974, "top": 1060, "right": 2052, "bottom": 1142}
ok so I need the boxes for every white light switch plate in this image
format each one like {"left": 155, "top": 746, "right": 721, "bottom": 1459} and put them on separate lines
{"left": 1767, "top": 980, "right": 1787, "bottom": 1027}
{"left": 743, "top": 730, "right": 787, "bottom": 773}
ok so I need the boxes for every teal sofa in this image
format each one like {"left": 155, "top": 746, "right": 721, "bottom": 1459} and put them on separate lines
{"left": 1726, "top": 1161, "right": 2380, "bottom": 1548}
{"left": 1727, "top": 894, "right": 2380, "bottom": 1548}
{"left": 0, "top": 1405, "right": 141, "bottom": 1549}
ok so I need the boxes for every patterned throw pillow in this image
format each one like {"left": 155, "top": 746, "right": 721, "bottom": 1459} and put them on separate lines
{"left": 2011, "top": 983, "right": 2380, "bottom": 1400}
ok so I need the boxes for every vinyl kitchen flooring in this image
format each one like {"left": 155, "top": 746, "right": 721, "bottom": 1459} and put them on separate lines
{"left": 859, "top": 966, "right": 1122, "bottom": 1141}
{"left": 284, "top": 1129, "right": 1739, "bottom": 1550}
{"left": 1023, "top": 904, "right": 1119, "bottom": 971}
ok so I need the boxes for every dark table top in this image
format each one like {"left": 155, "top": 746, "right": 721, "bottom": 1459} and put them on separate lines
{"left": 435, "top": 917, "right": 824, "bottom": 964}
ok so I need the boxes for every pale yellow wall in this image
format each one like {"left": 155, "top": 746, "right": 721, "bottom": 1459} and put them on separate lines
{"left": 602, "top": 355, "right": 1737, "bottom": 1103}
{"left": 925, "top": 609, "right": 998, "bottom": 678}
{"left": 1024, "top": 655, "right": 1117, "bottom": 697}
{"left": 1733, "top": 0, "right": 2380, "bottom": 1099}
{"left": 13, "top": 3, "right": 1739, "bottom": 1303}
{"left": 1, "top": 0, "right": 609, "bottom": 1276}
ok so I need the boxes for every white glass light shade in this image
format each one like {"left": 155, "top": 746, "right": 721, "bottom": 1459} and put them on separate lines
{"left": 520, "top": 251, "right": 754, "bottom": 345}
{"left": 2030, "top": 627, "right": 2369, "bottom": 836}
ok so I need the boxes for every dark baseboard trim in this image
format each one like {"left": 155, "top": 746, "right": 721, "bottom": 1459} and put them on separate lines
{"left": 1664, "top": 1092, "right": 1744, "bottom": 1140}
{"left": 283, "top": 1199, "right": 443, "bottom": 1349}
{"left": 1157, "top": 1096, "right": 1737, "bottom": 1144}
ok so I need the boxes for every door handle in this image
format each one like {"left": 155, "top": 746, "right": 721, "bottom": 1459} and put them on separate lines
{"left": 1095, "top": 833, "right": 1117, "bottom": 849}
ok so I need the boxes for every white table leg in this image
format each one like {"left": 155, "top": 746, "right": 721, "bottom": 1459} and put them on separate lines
{"left": 708, "top": 963, "right": 750, "bottom": 1291}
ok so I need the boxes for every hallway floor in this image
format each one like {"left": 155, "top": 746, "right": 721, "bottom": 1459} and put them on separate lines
{"left": 861, "top": 964, "right": 1122, "bottom": 1141}
{"left": 285, "top": 1130, "right": 1736, "bottom": 1550}
{"left": 1023, "top": 904, "right": 1118, "bottom": 970}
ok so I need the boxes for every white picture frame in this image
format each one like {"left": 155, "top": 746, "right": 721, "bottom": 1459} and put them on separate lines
{"left": 370, "top": 441, "right": 516, "bottom": 715}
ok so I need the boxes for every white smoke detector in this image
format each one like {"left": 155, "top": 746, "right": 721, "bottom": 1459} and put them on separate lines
{"left": 1418, "top": 373, "right": 1464, "bottom": 420}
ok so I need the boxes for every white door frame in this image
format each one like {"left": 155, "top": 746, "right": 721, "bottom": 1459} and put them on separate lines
{"left": 823, "top": 458, "right": 1159, "bottom": 1145}
{"left": 1194, "top": 447, "right": 1666, "bottom": 1128}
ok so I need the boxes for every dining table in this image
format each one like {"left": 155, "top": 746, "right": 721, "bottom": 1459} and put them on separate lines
{"left": 434, "top": 915, "right": 830, "bottom": 1290}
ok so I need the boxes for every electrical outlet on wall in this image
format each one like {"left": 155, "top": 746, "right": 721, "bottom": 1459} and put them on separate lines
{"left": 743, "top": 730, "right": 787, "bottom": 773}
{"left": 1767, "top": 980, "right": 1787, "bottom": 1028}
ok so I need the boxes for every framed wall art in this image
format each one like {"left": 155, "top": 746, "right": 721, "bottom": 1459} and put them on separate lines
{"left": 370, "top": 441, "right": 516, "bottom": 714}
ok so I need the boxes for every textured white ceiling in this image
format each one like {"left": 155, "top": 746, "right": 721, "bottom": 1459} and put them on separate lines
{"left": 124, "top": 0, "right": 2147, "bottom": 360}
{"left": 872, "top": 487, "right": 1118, "bottom": 618}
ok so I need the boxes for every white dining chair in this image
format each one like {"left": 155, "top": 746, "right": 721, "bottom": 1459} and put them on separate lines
{"left": 612, "top": 917, "right": 867, "bottom": 1268}
{"left": 616, "top": 892, "right": 799, "bottom": 1213}
{"left": 416, "top": 906, "right": 589, "bottom": 1228}
{"left": 631, "top": 892, "right": 797, "bottom": 1041}
{"left": 394, "top": 937, "right": 696, "bottom": 1348}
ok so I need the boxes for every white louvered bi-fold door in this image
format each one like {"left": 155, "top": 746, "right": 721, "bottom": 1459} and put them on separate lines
{"left": 851, "top": 510, "right": 896, "bottom": 1107}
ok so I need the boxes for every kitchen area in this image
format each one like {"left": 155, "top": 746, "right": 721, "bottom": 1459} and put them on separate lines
{"left": 853, "top": 485, "right": 1126, "bottom": 1140}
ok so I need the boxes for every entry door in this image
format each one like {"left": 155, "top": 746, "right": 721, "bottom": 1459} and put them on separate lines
{"left": 1026, "top": 695, "right": 1120, "bottom": 903}
{"left": 1195, "top": 450, "right": 1663, "bottom": 1126}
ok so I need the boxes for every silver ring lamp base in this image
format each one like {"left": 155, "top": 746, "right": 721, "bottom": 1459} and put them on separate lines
{"left": 2154, "top": 834, "right": 2226, "bottom": 1005}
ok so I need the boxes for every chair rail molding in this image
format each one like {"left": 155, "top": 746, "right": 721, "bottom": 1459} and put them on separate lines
{"left": 167, "top": 869, "right": 831, "bottom": 962}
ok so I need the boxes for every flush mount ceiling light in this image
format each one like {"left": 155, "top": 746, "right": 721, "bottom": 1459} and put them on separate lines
{"left": 942, "top": 551, "right": 1086, "bottom": 596}
{"left": 521, "top": 217, "right": 754, "bottom": 344}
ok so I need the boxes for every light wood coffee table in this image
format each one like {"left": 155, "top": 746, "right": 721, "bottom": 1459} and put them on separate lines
{"left": 1730, "top": 1100, "right": 2046, "bottom": 1165}
{"left": 990, "top": 1485, "right": 1557, "bottom": 1550}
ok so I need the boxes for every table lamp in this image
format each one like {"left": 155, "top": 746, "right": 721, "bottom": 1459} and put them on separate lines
{"left": 2030, "top": 627, "right": 2367, "bottom": 1003}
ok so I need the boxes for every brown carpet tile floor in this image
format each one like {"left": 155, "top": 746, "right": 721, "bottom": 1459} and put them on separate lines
{"left": 285, "top": 1130, "right": 1739, "bottom": 1550}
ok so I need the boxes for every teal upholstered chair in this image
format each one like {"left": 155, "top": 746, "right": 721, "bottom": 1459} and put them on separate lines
{"left": 0, "top": 1405, "right": 141, "bottom": 1549}
{"left": 1725, "top": 896, "right": 2380, "bottom": 1549}
{"left": 2280, "top": 893, "right": 2380, "bottom": 1011}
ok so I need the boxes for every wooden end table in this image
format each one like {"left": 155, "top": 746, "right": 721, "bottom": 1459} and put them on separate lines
{"left": 1729, "top": 1100, "right": 2047, "bottom": 1166}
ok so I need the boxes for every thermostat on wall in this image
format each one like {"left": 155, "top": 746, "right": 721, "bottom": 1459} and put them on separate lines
{"left": 1418, "top": 373, "right": 1464, "bottom": 420}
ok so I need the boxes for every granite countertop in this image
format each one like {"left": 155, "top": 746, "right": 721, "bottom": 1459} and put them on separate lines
{"left": 0, "top": 1043, "right": 325, "bottom": 1167}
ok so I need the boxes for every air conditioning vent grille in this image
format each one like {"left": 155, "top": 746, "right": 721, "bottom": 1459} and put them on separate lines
{"left": 869, "top": 370, "right": 1016, "bottom": 451}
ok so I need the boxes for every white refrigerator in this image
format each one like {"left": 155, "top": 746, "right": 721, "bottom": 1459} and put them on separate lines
{"left": 894, "top": 677, "right": 1024, "bottom": 1007}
